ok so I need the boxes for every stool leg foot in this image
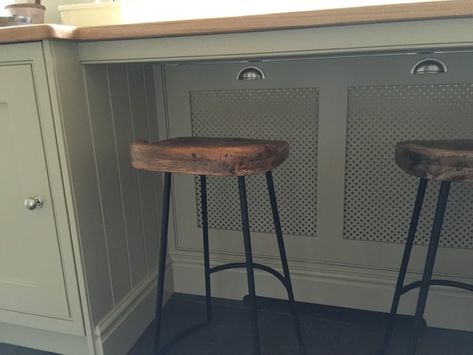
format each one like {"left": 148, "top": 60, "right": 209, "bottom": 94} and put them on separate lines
{"left": 155, "top": 172, "right": 172, "bottom": 353}
{"left": 385, "top": 179, "right": 428, "bottom": 349}
{"left": 200, "top": 175, "right": 212, "bottom": 322}
{"left": 407, "top": 181, "right": 450, "bottom": 355}
{"left": 266, "top": 171, "right": 306, "bottom": 354}
{"left": 238, "top": 176, "right": 261, "bottom": 355}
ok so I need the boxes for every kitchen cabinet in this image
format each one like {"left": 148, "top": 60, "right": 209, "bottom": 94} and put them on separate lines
{"left": 0, "top": 42, "right": 85, "bottom": 340}
{"left": 1, "top": 9, "right": 473, "bottom": 351}
{"left": 0, "top": 41, "right": 166, "bottom": 355}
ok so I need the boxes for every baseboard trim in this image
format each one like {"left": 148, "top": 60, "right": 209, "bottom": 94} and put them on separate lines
{"left": 171, "top": 253, "right": 473, "bottom": 331}
{"left": 94, "top": 261, "right": 173, "bottom": 355}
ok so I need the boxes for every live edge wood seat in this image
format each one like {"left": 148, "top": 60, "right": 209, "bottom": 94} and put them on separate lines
{"left": 130, "top": 136, "right": 289, "bottom": 176}
{"left": 395, "top": 139, "right": 473, "bottom": 183}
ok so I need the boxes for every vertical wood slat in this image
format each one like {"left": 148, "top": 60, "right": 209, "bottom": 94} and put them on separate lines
{"left": 151, "top": 65, "right": 168, "bottom": 271}
{"left": 84, "top": 65, "right": 131, "bottom": 304}
{"left": 80, "top": 67, "right": 113, "bottom": 323}
{"left": 127, "top": 64, "right": 159, "bottom": 278}
{"left": 143, "top": 64, "right": 161, "bottom": 271}
{"left": 52, "top": 51, "right": 114, "bottom": 326}
{"left": 107, "top": 63, "right": 143, "bottom": 287}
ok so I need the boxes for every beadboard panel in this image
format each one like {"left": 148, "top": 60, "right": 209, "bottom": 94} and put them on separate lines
{"left": 127, "top": 64, "right": 159, "bottom": 280}
{"left": 143, "top": 64, "right": 162, "bottom": 272}
{"left": 84, "top": 65, "right": 131, "bottom": 304}
{"left": 83, "top": 63, "right": 161, "bottom": 324}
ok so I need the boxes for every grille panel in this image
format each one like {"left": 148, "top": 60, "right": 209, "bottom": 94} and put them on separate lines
{"left": 344, "top": 84, "right": 473, "bottom": 248}
{"left": 190, "top": 88, "right": 319, "bottom": 237}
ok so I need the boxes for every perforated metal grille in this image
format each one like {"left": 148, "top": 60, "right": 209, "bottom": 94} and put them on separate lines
{"left": 344, "top": 84, "right": 473, "bottom": 249}
{"left": 190, "top": 88, "right": 319, "bottom": 237}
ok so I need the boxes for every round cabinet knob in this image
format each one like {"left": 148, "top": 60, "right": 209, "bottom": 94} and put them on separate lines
{"left": 24, "top": 197, "right": 43, "bottom": 211}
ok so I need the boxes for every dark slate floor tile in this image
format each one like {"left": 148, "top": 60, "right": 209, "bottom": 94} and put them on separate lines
{"left": 0, "top": 343, "right": 55, "bottom": 355}
{"left": 128, "top": 294, "right": 261, "bottom": 355}
{"left": 0, "top": 294, "right": 473, "bottom": 355}
{"left": 128, "top": 293, "right": 473, "bottom": 355}
{"left": 2, "top": 293, "right": 470, "bottom": 355}
{"left": 412, "top": 327, "right": 473, "bottom": 355}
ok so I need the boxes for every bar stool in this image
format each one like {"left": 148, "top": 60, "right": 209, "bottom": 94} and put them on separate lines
{"left": 130, "top": 137, "right": 305, "bottom": 355}
{"left": 384, "top": 140, "right": 473, "bottom": 355}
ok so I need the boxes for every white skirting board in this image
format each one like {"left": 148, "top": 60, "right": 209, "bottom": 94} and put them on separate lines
{"left": 171, "top": 253, "right": 473, "bottom": 332}
{"left": 94, "top": 261, "right": 173, "bottom": 355}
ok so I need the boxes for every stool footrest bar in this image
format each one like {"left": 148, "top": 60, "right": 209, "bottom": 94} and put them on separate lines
{"left": 401, "top": 279, "right": 473, "bottom": 295}
{"left": 210, "top": 262, "right": 287, "bottom": 287}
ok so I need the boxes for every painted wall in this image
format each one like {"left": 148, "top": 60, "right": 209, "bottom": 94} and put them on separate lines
{"left": 3, "top": 0, "right": 435, "bottom": 25}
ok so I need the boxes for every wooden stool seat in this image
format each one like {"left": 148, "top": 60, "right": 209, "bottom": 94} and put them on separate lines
{"left": 130, "top": 137, "right": 289, "bottom": 176}
{"left": 395, "top": 139, "right": 473, "bottom": 183}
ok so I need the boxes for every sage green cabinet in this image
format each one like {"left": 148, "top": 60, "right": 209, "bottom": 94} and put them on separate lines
{"left": 0, "top": 63, "right": 73, "bottom": 322}
{"left": 0, "top": 42, "right": 87, "bottom": 352}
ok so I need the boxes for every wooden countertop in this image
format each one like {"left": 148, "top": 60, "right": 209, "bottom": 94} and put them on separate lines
{"left": 1, "top": 0, "right": 473, "bottom": 44}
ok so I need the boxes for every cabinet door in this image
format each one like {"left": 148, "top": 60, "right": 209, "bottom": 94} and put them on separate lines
{"left": 0, "top": 64, "right": 70, "bottom": 319}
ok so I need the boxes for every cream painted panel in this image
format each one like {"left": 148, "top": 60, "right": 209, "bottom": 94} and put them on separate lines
{"left": 82, "top": 63, "right": 161, "bottom": 306}
{"left": 143, "top": 64, "right": 161, "bottom": 271}
{"left": 164, "top": 59, "right": 324, "bottom": 263}
{"left": 127, "top": 64, "right": 155, "bottom": 281}
{"left": 84, "top": 65, "right": 131, "bottom": 305}
{"left": 164, "top": 53, "right": 473, "bottom": 274}
{"left": 107, "top": 63, "right": 146, "bottom": 287}
{"left": 0, "top": 64, "right": 69, "bottom": 318}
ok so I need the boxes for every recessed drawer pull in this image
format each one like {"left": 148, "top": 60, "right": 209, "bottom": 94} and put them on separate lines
{"left": 24, "top": 196, "right": 43, "bottom": 210}
{"left": 411, "top": 58, "right": 447, "bottom": 74}
{"left": 237, "top": 66, "right": 265, "bottom": 80}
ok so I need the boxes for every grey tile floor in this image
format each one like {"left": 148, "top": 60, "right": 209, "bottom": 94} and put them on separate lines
{"left": 0, "top": 344, "right": 55, "bottom": 355}
{"left": 128, "top": 293, "right": 473, "bottom": 355}
{"left": 1, "top": 293, "right": 472, "bottom": 355}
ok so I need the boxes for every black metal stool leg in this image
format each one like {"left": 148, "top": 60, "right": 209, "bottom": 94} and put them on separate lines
{"left": 407, "top": 181, "right": 451, "bottom": 355}
{"left": 384, "top": 178, "right": 428, "bottom": 348}
{"left": 200, "top": 175, "right": 212, "bottom": 322}
{"left": 238, "top": 176, "right": 261, "bottom": 355}
{"left": 155, "top": 172, "right": 172, "bottom": 353}
{"left": 265, "top": 171, "right": 306, "bottom": 354}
